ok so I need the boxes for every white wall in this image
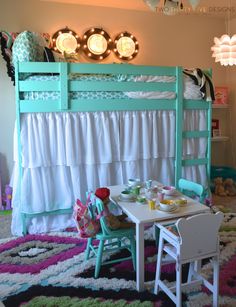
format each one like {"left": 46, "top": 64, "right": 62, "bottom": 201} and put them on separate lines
{"left": 0, "top": 0, "right": 228, "bottom": 186}
{"left": 226, "top": 17, "right": 236, "bottom": 168}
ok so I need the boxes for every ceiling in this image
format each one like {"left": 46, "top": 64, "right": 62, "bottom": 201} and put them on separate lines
{"left": 40, "top": 0, "right": 236, "bottom": 18}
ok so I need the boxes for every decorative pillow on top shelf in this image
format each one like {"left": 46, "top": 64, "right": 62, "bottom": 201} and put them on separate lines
{"left": 12, "top": 31, "right": 49, "bottom": 65}
{"left": 0, "top": 30, "right": 51, "bottom": 82}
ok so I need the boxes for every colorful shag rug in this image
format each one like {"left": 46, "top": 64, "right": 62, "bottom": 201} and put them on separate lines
{"left": 1, "top": 214, "right": 236, "bottom": 307}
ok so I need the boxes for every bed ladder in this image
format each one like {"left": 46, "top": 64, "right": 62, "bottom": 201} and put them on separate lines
{"left": 175, "top": 67, "right": 212, "bottom": 196}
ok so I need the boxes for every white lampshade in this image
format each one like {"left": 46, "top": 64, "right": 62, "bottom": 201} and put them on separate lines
{"left": 211, "top": 34, "right": 236, "bottom": 66}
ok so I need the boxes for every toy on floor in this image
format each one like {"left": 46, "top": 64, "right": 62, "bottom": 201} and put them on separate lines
{"left": 1, "top": 185, "right": 13, "bottom": 210}
{"left": 224, "top": 178, "right": 236, "bottom": 196}
{"left": 214, "top": 177, "right": 227, "bottom": 196}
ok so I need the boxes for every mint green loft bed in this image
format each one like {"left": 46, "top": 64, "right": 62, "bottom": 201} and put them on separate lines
{"left": 12, "top": 62, "right": 212, "bottom": 235}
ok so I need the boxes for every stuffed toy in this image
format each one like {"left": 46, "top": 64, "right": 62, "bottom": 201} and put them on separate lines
{"left": 224, "top": 178, "right": 236, "bottom": 196}
{"left": 95, "top": 187, "right": 135, "bottom": 230}
{"left": 214, "top": 177, "right": 227, "bottom": 196}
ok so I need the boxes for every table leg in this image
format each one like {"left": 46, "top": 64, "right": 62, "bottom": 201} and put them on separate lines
{"left": 136, "top": 222, "right": 145, "bottom": 291}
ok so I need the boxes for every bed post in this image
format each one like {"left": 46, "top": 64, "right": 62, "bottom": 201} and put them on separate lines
{"left": 175, "top": 66, "right": 183, "bottom": 188}
{"left": 207, "top": 69, "right": 212, "bottom": 194}
{"left": 15, "top": 62, "right": 26, "bottom": 235}
{"left": 59, "top": 62, "right": 68, "bottom": 110}
{"left": 207, "top": 100, "right": 212, "bottom": 196}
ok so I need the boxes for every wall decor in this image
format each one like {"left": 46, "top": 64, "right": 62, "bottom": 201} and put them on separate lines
{"left": 82, "top": 28, "right": 112, "bottom": 60}
{"left": 214, "top": 86, "right": 229, "bottom": 105}
{"left": 113, "top": 32, "right": 139, "bottom": 61}
{"left": 52, "top": 27, "right": 81, "bottom": 54}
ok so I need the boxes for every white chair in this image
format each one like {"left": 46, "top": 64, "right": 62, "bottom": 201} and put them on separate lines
{"left": 154, "top": 212, "right": 223, "bottom": 307}
{"left": 155, "top": 178, "right": 205, "bottom": 246}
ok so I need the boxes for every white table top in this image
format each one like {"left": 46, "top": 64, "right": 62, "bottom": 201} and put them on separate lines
{"left": 109, "top": 184, "right": 210, "bottom": 224}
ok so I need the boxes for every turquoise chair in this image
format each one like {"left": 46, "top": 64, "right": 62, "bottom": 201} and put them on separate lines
{"left": 85, "top": 193, "right": 136, "bottom": 278}
{"left": 178, "top": 178, "right": 205, "bottom": 203}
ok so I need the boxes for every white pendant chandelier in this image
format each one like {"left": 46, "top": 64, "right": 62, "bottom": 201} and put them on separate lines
{"left": 211, "top": 0, "right": 236, "bottom": 66}
{"left": 211, "top": 35, "right": 236, "bottom": 66}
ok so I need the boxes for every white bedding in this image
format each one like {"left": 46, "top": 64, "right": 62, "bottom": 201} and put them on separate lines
{"left": 125, "top": 75, "right": 202, "bottom": 100}
{"left": 22, "top": 74, "right": 203, "bottom": 101}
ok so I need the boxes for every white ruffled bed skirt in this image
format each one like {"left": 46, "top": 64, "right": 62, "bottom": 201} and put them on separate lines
{"left": 11, "top": 110, "right": 208, "bottom": 236}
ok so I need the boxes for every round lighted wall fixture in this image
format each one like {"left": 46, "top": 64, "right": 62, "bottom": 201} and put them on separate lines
{"left": 82, "top": 28, "right": 112, "bottom": 60}
{"left": 52, "top": 27, "right": 81, "bottom": 54}
{"left": 113, "top": 32, "right": 139, "bottom": 61}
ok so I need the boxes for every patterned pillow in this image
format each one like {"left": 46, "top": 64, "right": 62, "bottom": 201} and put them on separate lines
{"left": 12, "top": 31, "right": 49, "bottom": 66}
{"left": 0, "top": 31, "right": 51, "bottom": 82}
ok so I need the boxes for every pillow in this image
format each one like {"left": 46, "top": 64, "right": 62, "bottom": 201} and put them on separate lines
{"left": 12, "top": 31, "right": 48, "bottom": 66}
{"left": 0, "top": 31, "right": 51, "bottom": 82}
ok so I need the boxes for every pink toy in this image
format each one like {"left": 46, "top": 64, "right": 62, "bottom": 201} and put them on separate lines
{"left": 5, "top": 185, "right": 12, "bottom": 210}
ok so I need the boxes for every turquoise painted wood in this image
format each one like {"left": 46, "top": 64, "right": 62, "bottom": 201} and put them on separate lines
{"left": 14, "top": 62, "right": 212, "bottom": 235}
{"left": 59, "top": 63, "right": 68, "bottom": 110}
{"left": 85, "top": 193, "right": 136, "bottom": 278}
{"left": 19, "top": 81, "right": 59, "bottom": 91}
{"left": 182, "top": 158, "right": 209, "bottom": 167}
{"left": 69, "top": 81, "right": 175, "bottom": 92}
{"left": 21, "top": 208, "right": 73, "bottom": 217}
{"left": 19, "top": 99, "right": 177, "bottom": 113}
{"left": 183, "top": 100, "right": 210, "bottom": 110}
{"left": 175, "top": 67, "right": 184, "bottom": 187}
{"left": 183, "top": 131, "right": 210, "bottom": 138}
{"left": 178, "top": 178, "right": 204, "bottom": 203}
{"left": 14, "top": 62, "right": 25, "bottom": 233}
{"left": 207, "top": 104, "right": 212, "bottom": 193}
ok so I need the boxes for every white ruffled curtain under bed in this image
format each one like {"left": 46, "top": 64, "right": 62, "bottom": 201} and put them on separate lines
{"left": 11, "top": 110, "right": 208, "bottom": 236}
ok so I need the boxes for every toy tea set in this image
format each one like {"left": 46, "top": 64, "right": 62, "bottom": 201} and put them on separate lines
{"left": 119, "top": 179, "right": 187, "bottom": 212}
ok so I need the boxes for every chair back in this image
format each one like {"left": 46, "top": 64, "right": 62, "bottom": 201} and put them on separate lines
{"left": 175, "top": 212, "right": 223, "bottom": 260}
{"left": 90, "top": 193, "right": 113, "bottom": 236}
{"left": 178, "top": 178, "right": 204, "bottom": 203}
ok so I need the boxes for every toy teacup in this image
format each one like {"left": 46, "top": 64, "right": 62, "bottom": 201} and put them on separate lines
{"left": 128, "top": 178, "right": 141, "bottom": 187}
{"left": 159, "top": 199, "right": 176, "bottom": 211}
{"left": 175, "top": 198, "right": 187, "bottom": 206}
{"left": 162, "top": 186, "right": 176, "bottom": 196}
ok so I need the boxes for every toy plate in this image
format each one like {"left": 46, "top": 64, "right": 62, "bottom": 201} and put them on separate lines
{"left": 117, "top": 195, "right": 136, "bottom": 202}
{"left": 156, "top": 204, "right": 179, "bottom": 213}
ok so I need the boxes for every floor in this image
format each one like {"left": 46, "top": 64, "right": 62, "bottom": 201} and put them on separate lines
{"left": 212, "top": 193, "right": 236, "bottom": 213}
{"left": 0, "top": 214, "right": 12, "bottom": 239}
